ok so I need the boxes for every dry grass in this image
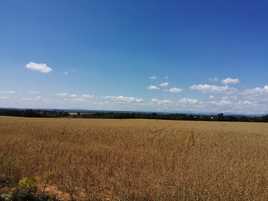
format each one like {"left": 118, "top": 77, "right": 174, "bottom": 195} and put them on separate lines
{"left": 0, "top": 117, "right": 267, "bottom": 201}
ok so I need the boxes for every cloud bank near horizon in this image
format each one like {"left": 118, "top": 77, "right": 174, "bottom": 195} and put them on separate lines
{"left": 1, "top": 67, "right": 268, "bottom": 114}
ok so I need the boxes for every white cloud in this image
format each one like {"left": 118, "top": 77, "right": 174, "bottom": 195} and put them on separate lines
{"left": 177, "top": 98, "right": 199, "bottom": 105}
{"left": 56, "top": 93, "right": 96, "bottom": 102}
{"left": 209, "top": 95, "right": 215, "bottom": 99}
{"left": 69, "top": 94, "right": 77, "bottom": 98}
{"left": 198, "top": 92, "right": 264, "bottom": 114}
{"left": 159, "top": 82, "right": 169, "bottom": 87}
{"left": 210, "top": 99, "right": 232, "bottom": 106}
{"left": 168, "top": 87, "right": 183, "bottom": 93}
{"left": 0, "top": 90, "right": 16, "bottom": 94}
{"left": 22, "top": 96, "right": 41, "bottom": 101}
{"left": 237, "top": 100, "right": 252, "bottom": 105}
{"left": 56, "top": 93, "right": 68, "bottom": 97}
{"left": 0, "top": 96, "right": 8, "bottom": 100}
{"left": 152, "top": 98, "right": 172, "bottom": 105}
{"left": 151, "top": 97, "right": 200, "bottom": 107}
{"left": 264, "top": 85, "right": 268, "bottom": 92}
{"left": 222, "top": 77, "right": 240, "bottom": 85}
{"left": 64, "top": 71, "right": 69, "bottom": 76}
{"left": 105, "top": 96, "right": 144, "bottom": 104}
{"left": 147, "top": 85, "right": 160, "bottom": 90}
{"left": 25, "top": 62, "right": 53, "bottom": 74}
{"left": 149, "top": 76, "right": 157, "bottom": 80}
{"left": 82, "top": 94, "right": 95, "bottom": 99}
{"left": 66, "top": 97, "right": 87, "bottom": 102}
{"left": 190, "top": 84, "right": 236, "bottom": 94}
{"left": 243, "top": 85, "right": 268, "bottom": 95}
{"left": 0, "top": 90, "right": 16, "bottom": 95}
{"left": 240, "top": 86, "right": 268, "bottom": 106}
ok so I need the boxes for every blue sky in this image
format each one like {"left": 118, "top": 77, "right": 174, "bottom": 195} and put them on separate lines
{"left": 1, "top": 0, "right": 268, "bottom": 114}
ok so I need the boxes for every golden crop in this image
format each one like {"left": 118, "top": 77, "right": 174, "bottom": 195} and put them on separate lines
{"left": 0, "top": 117, "right": 267, "bottom": 201}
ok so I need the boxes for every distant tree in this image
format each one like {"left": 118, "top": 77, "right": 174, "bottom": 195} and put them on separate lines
{"left": 217, "top": 113, "right": 224, "bottom": 121}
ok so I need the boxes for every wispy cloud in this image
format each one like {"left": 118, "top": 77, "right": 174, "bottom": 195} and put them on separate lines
{"left": 242, "top": 85, "right": 268, "bottom": 96}
{"left": 159, "top": 82, "right": 169, "bottom": 88}
{"left": 21, "top": 96, "right": 41, "bottom": 101}
{"left": 56, "top": 93, "right": 96, "bottom": 102}
{"left": 2, "top": 75, "right": 268, "bottom": 114}
{"left": 152, "top": 98, "right": 172, "bottom": 105}
{"left": 25, "top": 62, "right": 53, "bottom": 74}
{"left": 0, "top": 96, "right": 8, "bottom": 100}
{"left": 168, "top": 87, "right": 183, "bottom": 93}
{"left": 177, "top": 98, "right": 199, "bottom": 105}
{"left": 149, "top": 75, "right": 157, "bottom": 80}
{"left": 56, "top": 92, "right": 68, "bottom": 97}
{"left": 147, "top": 85, "right": 160, "bottom": 90}
{"left": 190, "top": 84, "right": 236, "bottom": 94}
{"left": 82, "top": 94, "right": 95, "bottom": 99}
{"left": 69, "top": 94, "right": 78, "bottom": 98}
{"left": 222, "top": 77, "right": 240, "bottom": 85}
{"left": 0, "top": 90, "right": 16, "bottom": 94}
{"left": 105, "top": 96, "right": 144, "bottom": 104}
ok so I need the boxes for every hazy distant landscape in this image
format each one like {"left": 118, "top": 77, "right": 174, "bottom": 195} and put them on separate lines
{"left": 1, "top": 108, "right": 268, "bottom": 122}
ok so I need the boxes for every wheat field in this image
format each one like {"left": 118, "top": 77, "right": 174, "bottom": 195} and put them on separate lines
{"left": 0, "top": 117, "right": 267, "bottom": 201}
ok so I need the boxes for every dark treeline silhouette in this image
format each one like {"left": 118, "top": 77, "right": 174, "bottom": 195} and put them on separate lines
{"left": 0, "top": 108, "right": 268, "bottom": 122}
{"left": 0, "top": 108, "right": 69, "bottom": 118}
